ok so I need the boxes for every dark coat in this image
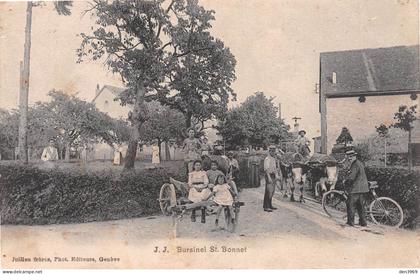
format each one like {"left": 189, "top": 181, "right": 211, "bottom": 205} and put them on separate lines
{"left": 345, "top": 159, "right": 369, "bottom": 194}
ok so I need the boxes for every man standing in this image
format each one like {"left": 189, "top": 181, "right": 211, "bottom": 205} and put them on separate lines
{"left": 263, "top": 145, "right": 282, "bottom": 212}
{"left": 344, "top": 150, "right": 369, "bottom": 227}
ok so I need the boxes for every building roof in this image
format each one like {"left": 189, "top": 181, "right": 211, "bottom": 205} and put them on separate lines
{"left": 92, "top": 85, "right": 126, "bottom": 103}
{"left": 320, "top": 45, "right": 420, "bottom": 98}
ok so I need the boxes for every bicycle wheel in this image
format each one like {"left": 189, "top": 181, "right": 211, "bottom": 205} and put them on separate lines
{"left": 369, "top": 197, "right": 403, "bottom": 228}
{"left": 322, "top": 190, "right": 347, "bottom": 221}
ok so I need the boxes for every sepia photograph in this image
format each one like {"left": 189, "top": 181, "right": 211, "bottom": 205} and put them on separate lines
{"left": 0, "top": 0, "right": 419, "bottom": 271}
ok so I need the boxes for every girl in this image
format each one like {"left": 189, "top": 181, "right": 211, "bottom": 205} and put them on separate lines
{"left": 213, "top": 174, "right": 236, "bottom": 228}
{"left": 188, "top": 160, "right": 211, "bottom": 223}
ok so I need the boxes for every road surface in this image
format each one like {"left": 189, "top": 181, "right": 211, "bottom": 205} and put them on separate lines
{"left": 1, "top": 186, "right": 419, "bottom": 269}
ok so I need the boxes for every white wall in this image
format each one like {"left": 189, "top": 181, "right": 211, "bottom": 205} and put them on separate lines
{"left": 94, "top": 89, "right": 130, "bottom": 120}
{"left": 326, "top": 94, "right": 419, "bottom": 153}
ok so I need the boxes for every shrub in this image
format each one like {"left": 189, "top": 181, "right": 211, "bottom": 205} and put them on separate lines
{"left": 334, "top": 165, "right": 419, "bottom": 228}
{"left": 0, "top": 164, "right": 172, "bottom": 225}
{"left": 364, "top": 166, "right": 420, "bottom": 229}
{"left": 353, "top": 143, "right": 371, "bottom": 162}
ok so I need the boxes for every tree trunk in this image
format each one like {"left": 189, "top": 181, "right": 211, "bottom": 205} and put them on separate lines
{"left": 124, "top": 140, "right": 138, "bottom": 169}
{"left": 124, "top": 82, "right": 146, "bottom": 170}
{"left": 18, "top": 1, "right": 32, "bottom": 164}
{"left": 408, "top": 129, "right": 412, "bottom": 171}
{"left": 65, "top": 142, "right": 71, "bottom": 162}
{"left": 186, "top": 112, "right": 192, "bottom": 129}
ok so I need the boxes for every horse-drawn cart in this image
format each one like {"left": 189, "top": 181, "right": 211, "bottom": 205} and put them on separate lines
{"left": 158, "top": 177, "right": 244, "bottom": 237}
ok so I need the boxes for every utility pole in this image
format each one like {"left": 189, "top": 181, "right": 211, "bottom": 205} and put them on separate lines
{"left": 18, "top": 1, "right": 33, "bottom": 164}
{"left": 292, "top": 116, "right": 302, "bottom": 132}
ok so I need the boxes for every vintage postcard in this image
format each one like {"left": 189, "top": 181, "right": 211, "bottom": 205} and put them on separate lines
{"left": 0, "top": 0, "right": 419, "bottom": 271}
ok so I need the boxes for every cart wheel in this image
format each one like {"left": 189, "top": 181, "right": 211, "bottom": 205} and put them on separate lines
{"left": 322, "top": 190, "right": 347, "bottom": 221}
{"left": 369, "top": 197, "right": 403, "bottom": 228}
{"left": 224, "top": 207, "right": 234, "bottom": 232}
{"left": 159, "top": 183, "right": 176, "bottom": 216}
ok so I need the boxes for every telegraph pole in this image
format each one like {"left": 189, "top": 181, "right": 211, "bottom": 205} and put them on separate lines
{"left": 18, "top": 1, "right": 32, "bottom": 164}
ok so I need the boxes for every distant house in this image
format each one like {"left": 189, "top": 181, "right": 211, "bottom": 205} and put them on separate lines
{"left": 91, "top": 84, "right": 220, "bottom": 161}
{"left": 92, "top": 84, "right": 129, "bottom": 119}
{"left": 91, "top": 85, "right": 130, "bottom": 160}
{"left": 319, "top": 45, "right": 420, "bottom": 160}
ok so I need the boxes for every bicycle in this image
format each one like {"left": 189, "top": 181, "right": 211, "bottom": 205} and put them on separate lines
{"left": 322, "top": 181, "right": 403, "bottom": 228}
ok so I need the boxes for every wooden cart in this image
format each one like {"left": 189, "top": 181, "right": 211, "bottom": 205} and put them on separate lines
{"left": 158, "top": 177, "right": 244, "bottom": 237}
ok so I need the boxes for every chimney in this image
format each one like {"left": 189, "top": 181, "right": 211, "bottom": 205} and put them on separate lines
{"left": 332, "top": 72, "right": 337, "bottom": 84}
{"left": 95, "top": 84, "right": 100, "bottom": 96}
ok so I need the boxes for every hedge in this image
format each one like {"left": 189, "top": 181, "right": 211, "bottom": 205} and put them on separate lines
{"left": 363, "top": 166, "right": 420, "bottom": 228}
{"left": 1, "top": 161, "right": 418, "bottom": 228}
{"left": 0, "top": 164, "right": 173, "bottom": 225}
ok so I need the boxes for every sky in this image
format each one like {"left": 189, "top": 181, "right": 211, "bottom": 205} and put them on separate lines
{"left": 0, "top": 0, "right": 418, "bottom": 141}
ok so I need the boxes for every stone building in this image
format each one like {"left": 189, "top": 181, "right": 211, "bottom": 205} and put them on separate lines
{"left": 319, "top": 45, "right": 420, "bottom": 161}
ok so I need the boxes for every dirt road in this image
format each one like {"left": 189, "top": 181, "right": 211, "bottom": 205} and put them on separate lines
{"left": 1, "top": 186, "right": 419, "bottom": 269}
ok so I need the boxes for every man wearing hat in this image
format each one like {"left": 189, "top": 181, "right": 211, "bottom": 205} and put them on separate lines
{"left": 263, "top": 145, "right": 282, "bottom": 212}
{"left": 295, "top": 130, "right": 311, "bottom": 158}
{"left": 344, "top": 150, "right": 369, "bottom": 227}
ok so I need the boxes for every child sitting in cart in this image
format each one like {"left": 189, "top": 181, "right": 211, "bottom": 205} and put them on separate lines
{"left": 213, "top": 174, "right": 237, "bottom": 228}
{"left": 188, "top": 160, "right": 212, "bottom": 223}
{"left": 206, "top": 160, "right": 225, "bottom": 187}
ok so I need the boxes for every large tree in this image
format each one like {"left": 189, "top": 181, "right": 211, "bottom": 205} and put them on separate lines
{"left": 391, "top": 104, "right": 417, "bottom": 170}
{"left": 140, "top": 101, "right": 185, "bottom": 159}
{"left": 217, "top": 92, "right": 289, "bottom": 149}
{"left": 154, "top": 34, "right": 236, "bottom": 128}
{"left": 77, "top": 0, "right": 236, "bottom": 169}
{"left": 18, "top": 1, "right": 73, "bottom": 164}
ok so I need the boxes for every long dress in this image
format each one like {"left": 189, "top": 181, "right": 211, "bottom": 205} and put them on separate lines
{"left": 248, "top": 155, "right": 261, "bottom": 188}
{"left": 113, "top": 151, "right": 122, "bottom": 165}
{"left": 188, "top": 170, "right": 211, "bottom": 203}
{"left": 152, "top": 145, "right": 160, "bottom": 164}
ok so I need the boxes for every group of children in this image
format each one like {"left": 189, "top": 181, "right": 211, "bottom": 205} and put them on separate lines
{"left": 187, "top": 159, "right": 239, "bottom": 228}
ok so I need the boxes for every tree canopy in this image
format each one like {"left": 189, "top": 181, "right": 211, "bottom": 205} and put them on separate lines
{"left": 0, "top": 91, "right": 130, "bottom": 160}
{"left": 77, "top": 0, "right": 237, "bottom": 168}
{"left": 391, "top": 105, "right": 417, "bottom": 132}
{"left": 217, "top": 92, "right": 290, "bottom": 149}
{"left": 391, "top": 104, "right": 417, "bottom": 170}
{"left": 140, "top": 101, "right": 186, "bottom": 143}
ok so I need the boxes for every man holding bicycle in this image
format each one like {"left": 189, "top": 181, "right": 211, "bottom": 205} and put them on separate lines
{"left": 344, "top": 150, "right": 369, "bottom": 227}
